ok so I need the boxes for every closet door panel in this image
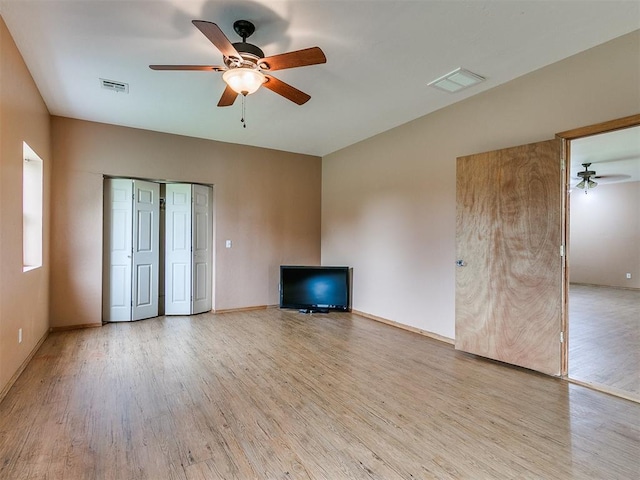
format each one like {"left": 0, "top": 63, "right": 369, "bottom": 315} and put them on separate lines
{"left": 165, "top": 184, "right": 192, "bottom": 315}
{"left": 132, "top": 180, "right": 160, "bottom": 321}
{"left": 103, "top": 179, "right": 133, "bottom": 322}
{"left": 192, "top": 184, "right": 213, "bottom": 314}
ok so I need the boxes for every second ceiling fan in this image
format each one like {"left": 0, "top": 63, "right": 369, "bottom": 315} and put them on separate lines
{"left": 150, "top": 20, "right": 326, "bottom": 107}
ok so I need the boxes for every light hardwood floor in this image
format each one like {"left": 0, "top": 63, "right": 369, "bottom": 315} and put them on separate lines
{"left": 569, "top": 284, "right": 640, "bottom": 399}
{"left": 1, "top": 309, "right": 639, "bottom": 479}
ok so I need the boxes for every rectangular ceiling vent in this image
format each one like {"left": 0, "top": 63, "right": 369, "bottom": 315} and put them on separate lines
{"left": 100, "top": 78, "right": 129, "bottom": 94}
{"left": 428, "top": 68, "right": 485, "bottom": 93}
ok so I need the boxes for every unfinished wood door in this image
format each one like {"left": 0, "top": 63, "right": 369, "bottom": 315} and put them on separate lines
{"left": 455, "top": 139, "right": 563, "bottom": 376}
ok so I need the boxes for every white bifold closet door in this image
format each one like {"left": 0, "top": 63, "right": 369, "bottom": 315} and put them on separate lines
{"left": 165, "top": 183, "right": 213, "bottom": 315}
{"left": 104, "top": 178, "right": 160, "bottom": 322}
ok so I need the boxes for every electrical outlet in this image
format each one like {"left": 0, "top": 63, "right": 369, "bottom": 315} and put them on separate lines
{"left": 18, "top": 328, "right": 22, "bottom": 344}
{"left": 626, "top": 273, "right": 632, "bottom": 279}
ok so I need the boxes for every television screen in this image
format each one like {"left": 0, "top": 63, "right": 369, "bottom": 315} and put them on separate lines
{"left": 280, "top": 266, "right": 350, "bottom": 312}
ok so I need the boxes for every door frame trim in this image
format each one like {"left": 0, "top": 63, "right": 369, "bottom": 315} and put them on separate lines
{"left": 555, "top": 113, "right": 640, "bottom": 378}
{"left": 557, "top": 114, "right": 640, "bottom": 140}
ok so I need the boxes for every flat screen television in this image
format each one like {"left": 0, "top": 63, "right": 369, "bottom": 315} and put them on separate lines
{"left": 279, "top": 265, "right": 351, "bottom": 313}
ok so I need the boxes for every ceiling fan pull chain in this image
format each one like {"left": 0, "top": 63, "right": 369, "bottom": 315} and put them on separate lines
{"left": 241, "top": 94, "right": 247, "bottom": 128}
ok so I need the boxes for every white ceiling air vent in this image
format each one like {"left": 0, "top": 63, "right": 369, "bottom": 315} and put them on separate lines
{"left": 100, "top": 78, "right": 129, "bottom": 94}
{"left": 428, "top": 68, "right": 485, "bottom": 93}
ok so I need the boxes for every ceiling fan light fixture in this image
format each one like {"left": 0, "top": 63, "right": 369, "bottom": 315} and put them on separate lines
{"left": 576, "top": 179, "right": 586, "bottom": 189}
{"left": 222, "top": 67, "right": 265, "bottom": 95}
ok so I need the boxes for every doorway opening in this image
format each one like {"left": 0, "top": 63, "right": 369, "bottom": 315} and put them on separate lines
{"left": 559, "top": 115, "right": 640, "bottom": 402}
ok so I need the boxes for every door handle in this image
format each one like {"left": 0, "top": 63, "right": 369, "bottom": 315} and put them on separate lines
{"left": 456, "top": 260, "right": 466, "bottom": 267}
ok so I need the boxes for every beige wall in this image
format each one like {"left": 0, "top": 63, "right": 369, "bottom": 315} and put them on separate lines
{"left": 570, "top": 181, "right": 640, "bottom": 288}
{"left": 322, "top": 31, "right": 640, "bottom": 340}
{"left": 0, "top": 17, "right": 51, "bottom": 394}
{"left": 50, "top": 117, "right": 321, "bottom": 328}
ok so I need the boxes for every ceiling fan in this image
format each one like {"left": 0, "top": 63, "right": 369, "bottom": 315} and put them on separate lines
{"left": 576, "top": 163, "right": 598, "bottom": 190}
{"left": 150, "top": 20, "right": 326, "bottom": 107}
{"left": 574, "top": 162, "right": 630, "bottom": 191}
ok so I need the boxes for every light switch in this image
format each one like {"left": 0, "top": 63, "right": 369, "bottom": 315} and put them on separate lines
{"left": 225, "top": 240, "right": 232, "bottom": 248}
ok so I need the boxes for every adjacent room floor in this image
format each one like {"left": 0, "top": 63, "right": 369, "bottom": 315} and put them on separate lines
{"left": 1, "top": 309, "right": 638, "bottom": 479}
{"left": 568, "top": 283, "right": 640, "bottom": 400}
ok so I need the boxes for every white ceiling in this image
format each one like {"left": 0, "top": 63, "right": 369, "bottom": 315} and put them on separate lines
{"left": 1, "top": 1, "right": 639, "bottom": 157}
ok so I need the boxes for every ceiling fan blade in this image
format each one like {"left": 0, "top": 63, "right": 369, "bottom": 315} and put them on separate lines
{"left": 149, "top": 65, "right": 225, "bottom": 71}
{"left": 594, "top": 174, "right": 631, "bottom": 181}
{"left": 192, "top": 20, "right": 241, "bottom": 61}
{"left": 217, "top": 85, "right": 238, "bottom": 107}
{"left": 263, "top": 75, "right": 311, "bottom": 105}
{"left": 259, "top": 47, "right": 326, "bottom": 71}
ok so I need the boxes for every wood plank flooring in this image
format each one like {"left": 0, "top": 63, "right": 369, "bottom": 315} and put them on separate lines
{"left": 568, "top": 284, "right": 639, "bottom": 399}
{"left": 1, "top": 309, "right": 639, "bottom": 479}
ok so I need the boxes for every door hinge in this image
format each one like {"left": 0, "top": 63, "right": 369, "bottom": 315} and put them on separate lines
{"left": 560, "top": 245, "right": 565, "bottom": 257}
{"left": 560, "top": 331, "right": 564, "bottom": 343}
{"left": 561, "top": 157, "right": 566, "bottom": 171}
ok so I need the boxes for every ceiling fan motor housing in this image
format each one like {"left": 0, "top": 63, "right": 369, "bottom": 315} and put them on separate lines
{"left": 231, "top": 42, "right": 264, "bottom": 62}
{"left": 577, "top": 163, "right": 596, "bottom": 179}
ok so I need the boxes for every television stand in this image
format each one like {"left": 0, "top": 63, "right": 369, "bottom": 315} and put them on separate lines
{"left": 299, "top": 308, "right": 329, "bottom": 314}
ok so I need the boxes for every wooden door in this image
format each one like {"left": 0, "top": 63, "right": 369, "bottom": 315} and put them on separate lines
{"left": 455, "top": 139, "right": 563, "bottom": 376}
{"left": 131, "top": 180, "right": 160, "bottom": 321}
